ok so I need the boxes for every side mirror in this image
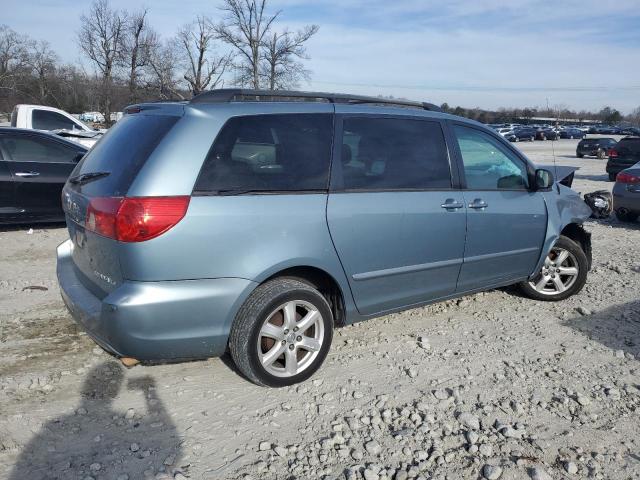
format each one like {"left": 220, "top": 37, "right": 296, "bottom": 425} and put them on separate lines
{"left": 534, "top": 168, "right": 554, "bottom": 190}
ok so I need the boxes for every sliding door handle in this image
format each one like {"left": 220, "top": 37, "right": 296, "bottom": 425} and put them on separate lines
{"left": 441, "top": 199, "right": 464, "bottom": 210}
{"left": 468, "top": 199, "right": 488, "bottom": 209}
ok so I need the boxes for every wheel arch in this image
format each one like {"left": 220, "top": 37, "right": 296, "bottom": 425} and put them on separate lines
{"left": 560, "top": 223, "right": 592, "bottom": 269}
{"left": 262, "top": 265, "right": 349, "bottom": 327}
{"left": 532, "top": 189, "right": 593, "bottom": 279}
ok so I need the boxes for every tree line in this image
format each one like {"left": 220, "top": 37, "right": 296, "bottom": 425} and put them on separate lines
{"left": 438, "top": 104, "right": 640, "bottom": 126}
{"left": 0, "top": 0, "right": 319, "bottom": 123}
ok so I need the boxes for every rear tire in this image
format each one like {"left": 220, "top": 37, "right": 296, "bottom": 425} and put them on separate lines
{"left": 518, "top": 236, "right": 588, "bottom": 302}
{"left": 576, "top": 153, "right": 584, "bottom": 158}
{"left": 615, "top": 210, "right": 639, "bottom": 223}
{"left": 229, "top": 278, "right": 333, "bottom": 387}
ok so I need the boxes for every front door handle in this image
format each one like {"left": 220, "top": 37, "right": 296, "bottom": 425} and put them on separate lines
{"left": 15, "top": 171, "right": 40, "bottom": 178}
{"left": 441, "top": 199, "right": 464, "bottom": 210}
{"left": 468, "top": 198, "right": 488, "bottom": 209}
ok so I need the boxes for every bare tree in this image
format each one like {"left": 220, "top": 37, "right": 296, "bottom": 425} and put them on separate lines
{"left": 26, "top": 40, "right": 58, "bottom": 103}
{"left": 123, "top": 9, "right": 155, "bottom": 102}
{"left": 146, "top": 41, "right": 184, "bottom": 100}
{"left": 261, "top": 25, "right": 318, "bottom": 90}
{"left": 215, "top": 0, "right": 279, "bottom": 89}
{"left": 78, "top": 0, "right": 127, "bottom": 124}
{"left": 0, "top": 25, "right": 29, "bottom": 92}
{"left": 177, "top": 16, "right": 231, "bottom": 96}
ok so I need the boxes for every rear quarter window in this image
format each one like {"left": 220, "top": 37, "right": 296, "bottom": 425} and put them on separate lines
{"left": 73, "top": 114, "right": 178, "bottom": 196}
{"left": 194, "top": 113, "right": 333, "bottom": 193}
{"left": 618, "top": 139, "right": 640, "bottom": 154}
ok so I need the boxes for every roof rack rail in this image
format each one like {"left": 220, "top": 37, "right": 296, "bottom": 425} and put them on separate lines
{"left": 189, "top": 88, "right": 442, "bottom": 112}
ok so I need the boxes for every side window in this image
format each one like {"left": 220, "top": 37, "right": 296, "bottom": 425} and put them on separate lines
{"left": 340, "top": 117, "right": 451, "bottom": 190}
{"left": 194, "top": 114, "right": 333, "bottom": 193}
{"left": 453, "top": 125, "right": 529, "bottom": 190}
{"left": 0, "top": 136, "right": 78, "bottom": 163}
{"left": 32, "top": 110, "right": 79, "bottom": 131}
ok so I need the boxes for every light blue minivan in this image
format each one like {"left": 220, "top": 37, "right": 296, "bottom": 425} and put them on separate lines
{"left": 57, "top": 90, "right": 592, "bottom": 386}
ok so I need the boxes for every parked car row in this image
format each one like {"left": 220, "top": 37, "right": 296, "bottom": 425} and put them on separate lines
{"left": 490, "top": 124, "right": 588, "bottom": 142}
{"left": 588, "top": 124, "right": 640, "bottom": 135}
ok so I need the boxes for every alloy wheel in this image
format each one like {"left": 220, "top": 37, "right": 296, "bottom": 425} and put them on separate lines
{"left": 528, "top": 247, "right": 579, "bottom": 296}
{"left": 257, "top": 300, "right": 324, "bottom": 378}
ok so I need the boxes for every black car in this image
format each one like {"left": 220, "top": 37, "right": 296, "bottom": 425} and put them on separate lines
{"left": 0, "top": 128, "right": 87, "bottom": 224}
{"left": 505, "top": 127, "right": 536, "bottom": 142}
{"left": 536, "top": 128, "right": 559, "bottom": 140}
{"left": 576, "top": 137, "right": 617, "bottom": 159}
{"left": 606, "top": 136, "right": 640, "bottom": 181}
{"left": 559, "top": 128, "right": 585, "bottom": 139}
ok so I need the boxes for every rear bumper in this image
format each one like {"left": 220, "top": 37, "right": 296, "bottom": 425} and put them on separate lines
{"left": 56, "top": 239, "right": 257, "bottom": 360}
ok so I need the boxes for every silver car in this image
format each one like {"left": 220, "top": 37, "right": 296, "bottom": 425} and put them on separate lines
{"left": 57, "top": 89, "right": 593, "bottom": 387}
{"left": 612, "top": 162, "right": 640, "bottom": 222}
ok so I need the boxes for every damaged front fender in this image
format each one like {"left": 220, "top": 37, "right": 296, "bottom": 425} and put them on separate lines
{"left": 531, "top": 183, "right": 593, "bottom": 279}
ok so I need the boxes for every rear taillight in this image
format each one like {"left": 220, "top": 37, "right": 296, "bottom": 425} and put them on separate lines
{"left": 85, "top": 196, "right": 190, "bottom": 242}
{"left": 608, "top": 148, "right": 618, "bottom": 158}
{"left": 616, "top": 172, "right": 640, "bottom": 184}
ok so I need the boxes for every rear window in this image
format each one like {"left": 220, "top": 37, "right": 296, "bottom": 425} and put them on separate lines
{"left": 73, "top": 114, "right": 178, "bottom": 196}
{"left": 618, "top": 138, "right": 640, "bottom": 154}
{"left": 194, "top": 113, "right": 333, "bottom": 194}
{"left": 32, "top": 110, "right": 79, "bottom": 131}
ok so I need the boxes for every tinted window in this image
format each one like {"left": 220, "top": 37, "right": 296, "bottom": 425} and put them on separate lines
{"left": 0, "top": 135, "right": 78, "bottom": 163}
{"left": 195, "top": 114, "right": 333, "bottom": 193}
{"left": 339, "top": 117, "right": 451, "bottom": 190}
{"left": 454, "top": 125, "right": 529, "bottom": 190}
{"left": 618, "top": 138, "right": 640, "bottom": 154}
{"left": 74, "top": 114, "right": 178, "bottom": 196}
{"left": 32, "top": 110, "right": 80, "bottom": 131}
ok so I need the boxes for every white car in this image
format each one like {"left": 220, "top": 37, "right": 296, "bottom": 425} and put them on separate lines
{"left": 10, "top": 104, "right": 103, "bottom": 148}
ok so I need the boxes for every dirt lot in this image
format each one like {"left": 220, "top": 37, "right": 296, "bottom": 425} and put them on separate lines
{"left": 1, "top": 137, "right": 639, "bottom": 480}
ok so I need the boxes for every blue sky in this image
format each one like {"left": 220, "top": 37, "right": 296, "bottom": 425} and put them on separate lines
{"left": 4, "top": 0, "right": 640, "bottom": 113}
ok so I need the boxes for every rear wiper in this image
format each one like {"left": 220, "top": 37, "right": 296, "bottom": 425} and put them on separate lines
{"left": 69, "top": 171, "right": 110, "bottom": 185}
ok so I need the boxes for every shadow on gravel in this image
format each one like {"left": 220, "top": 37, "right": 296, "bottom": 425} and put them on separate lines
{"left": 565, "top": 300, "right": 640, "bottom": 359}
{"left": 574, "top": 173, "right": 610, "bottom": 182}
{"left": 589, "top": 216, "right": 640, "bottom": 232}
{"left": 9, "top": 361, "right": 183, "bottom": 480}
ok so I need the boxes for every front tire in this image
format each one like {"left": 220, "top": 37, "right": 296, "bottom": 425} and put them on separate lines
{"left": 615, "top": 210, "right": 639, "bottom": 223}
{"left": 597, "top": 149, "right": 606, "bottom": 159}
{"left": 519, "top": 236, "right": 588, "bottom": 302}
{"left": 229, "top": 278, "right": 333, "bottom": 387}
{"left": 608, "top": 173, "right": 616, "bottom": 181}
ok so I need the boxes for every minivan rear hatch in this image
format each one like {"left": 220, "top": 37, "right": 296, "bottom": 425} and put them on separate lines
{"left": 63, "top": 111, "right": 180, "bottom": 297}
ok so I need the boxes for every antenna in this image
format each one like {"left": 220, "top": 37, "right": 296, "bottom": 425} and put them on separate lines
{"left": 550, "top": 133, "right": 559, "bottom": 183}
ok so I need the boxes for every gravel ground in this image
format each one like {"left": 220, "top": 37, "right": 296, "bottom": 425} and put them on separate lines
{"left": 1, "top": 137, "right": 639, "bottom": 480}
